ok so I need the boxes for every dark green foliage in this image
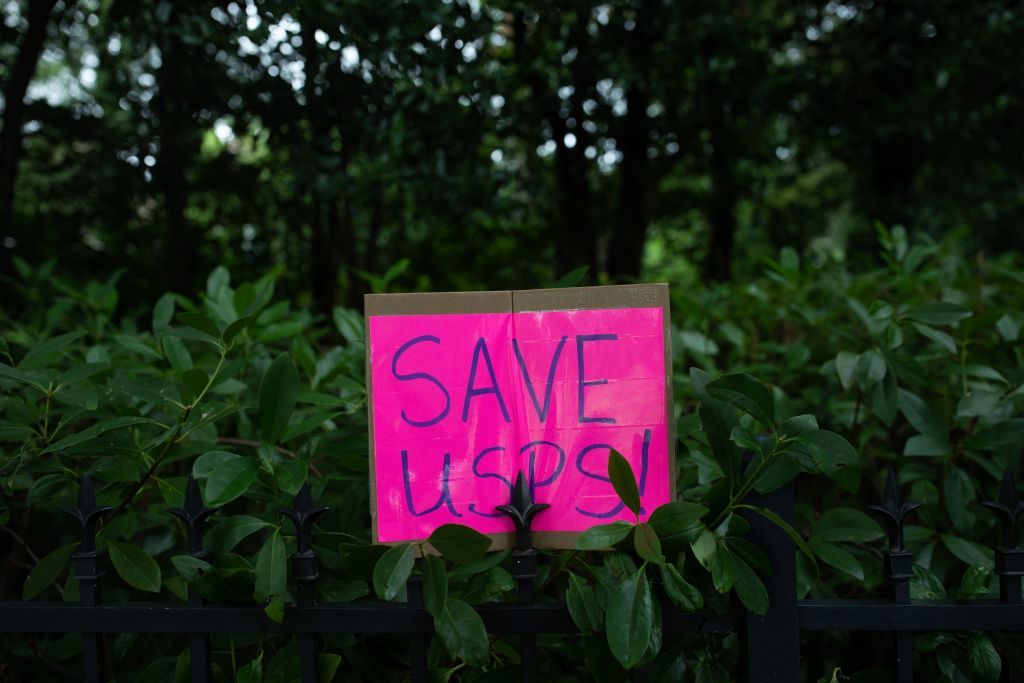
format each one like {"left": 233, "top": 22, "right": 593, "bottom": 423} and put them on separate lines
{"left": 0, "top": 225, "right": 1022, "bottom": 679}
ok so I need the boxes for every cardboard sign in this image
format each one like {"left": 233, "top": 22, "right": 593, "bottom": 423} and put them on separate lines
{"left": 365, "top": 284, "right": 674, "bottom": 548}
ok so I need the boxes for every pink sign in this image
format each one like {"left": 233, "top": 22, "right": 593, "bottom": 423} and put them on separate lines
{"left": 366, "top": 288, "right": 673, "bottom": 546}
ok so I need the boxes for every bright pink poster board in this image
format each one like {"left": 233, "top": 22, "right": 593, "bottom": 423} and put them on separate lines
{"left": 368, "top": 303, "right": 672, "bottom": 544}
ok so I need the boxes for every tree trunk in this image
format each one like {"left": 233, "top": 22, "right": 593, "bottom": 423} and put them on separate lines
{"left": 703, "top": 44, "right": 737, "bottom": 283}
{"left": 608, "top": 86, "right": 651, "bottom": 281}
{"left": 301, "top": 16, "right": 343, "bottom": 316}
{"left": 155, "top": 12, "right": 197, "bottom": 294}
{"left": 0, "top": 0, "right": 60, "bottom": 241}
{"left": 552, "top": 114, "right": 597, "bottom": 278}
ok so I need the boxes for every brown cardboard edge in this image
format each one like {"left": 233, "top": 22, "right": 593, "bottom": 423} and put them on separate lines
{"left": 365, "top": 291, "right": 512, "bottom": 316}
{"left": 364, "top": 284, "right": 675, "bottom": 550}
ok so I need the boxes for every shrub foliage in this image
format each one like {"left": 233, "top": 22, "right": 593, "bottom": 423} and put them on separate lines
{"left": 1, "top": 229, "right": 1022, "bottom": 680}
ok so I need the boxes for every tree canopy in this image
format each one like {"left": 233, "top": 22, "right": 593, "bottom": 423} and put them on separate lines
{"left": 2, "top": 0, "right": 1022, "bottom": 310}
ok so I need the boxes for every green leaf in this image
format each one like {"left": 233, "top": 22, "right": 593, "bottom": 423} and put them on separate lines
{"left": 567, "top": 573, "right": 604, "bottom": 634}
{"left": 577, "top": 521, "right": 634, "bottom": 550}
{"left": 898, "top": 389, "right": 949, "bottom": 445}
{"left": 608, "top": 449, "right": 641, "bottom": 516}
{"left": 170, "top": 555, "right": 213, "bottom": 582}
{"left": 435, "top": 598, "right": 489, "bottom": 667}
{"left": 906, "top": 302, "right": 972, "bottom": 326}
{"left": 259, "top": 353, "right": 300, "bottom": 444}
{"left": 0, "top": 362, "right": 46, "bottom": 391}
{"left": 20, "top": 331, "right": 86, "bottom": 370}
{"left": 153, "top": 293, "right": 175, "bottom": 332}
{"left": 736, "top": 504, "right": 816, "bottom": 566}
{"left": 422, "top": 553, "right": 447, "bottom": 619}
{"left": 690, "top": 528, "right": 717, "bottom": 571}
{"left": 965, "top": 419, "right": 1024, "bottom": 450}
{"left": 633, "top": 523, "right": 663, "bottom": 565}
{"left": 23, "top": 543, "right": 77, "bottom": 600}
{"left": 808, "top": 538, "right": 863, "bottom": 580}
{"left": 42, "top": 416, "right": 157, "bottom": 454}
{"left": 968, "top": 634, "right": 1001, "bottom": 681}
{"left": 373, "top": 543, "right": 415, "bottom": 601}
{"left": 904, "top": 432, "right": 950, "bottom": 457}
{"left": 205, "top": 515, "right": 273, "bottom": 554}
{"left": 428, "top": 524, "right": 492, "bottom": 564}
{"left": 193, "top": 451, "right": 258, "bottom": 506}
{"left": 110, "top": 375, "right": 183, "bottom": 408}
{"left": 813, "top": 509, "right": 883, "bottom": 544}
{"left": 912, "top": 323, "right": 956, "bottom": 354}
{"left": 57, "top": 362, "right": 110, "bottom": 388}
{"left": 605, "top": 570, "right": 653, "bottom": 669}
{"left": 273, "top": 459, "right": 308, "bottom": 497}
{"left": 911, "top": 565, "right": 947, "bottom": 600}
{"left": 870, "top": 361, "right": 899, "bottom": 426}
{"left": 108, "top": 541, "right": 162, "bottom": 593}
{"left": 730, "top": 426, "right": 762, "bottom": 453}
{"left": 318, "top": 654, "right": 342, "bottom": 683}
{"left": 941, "top": 535, "right": 993, "bottom": 567}
{"left": 181, "top": 368, "right": 208, "bottom": 401}
{"left": 660, "top": 563, "right": 703, "bottom": 611}
{"left": 236, "top": 652, "right": 263, "bottom": 683}
{"left": 693, "top": 368, "right": 742, "bottom": 484}
{"left": 709, "top": 542, "right": 736, "bottom": 593}
{"left": 778, "top": 414, "right": 818, "bottom": 439}
{"left": 834, "top": 351, "right": 860, "bottom": 390}
{"left": 264, "top": 594, "right": 285, "bottom": 623}
{"left": 176, "top": 312, "right": 222, "bottom": 340}
{"left": 648, "top": 501, "right": 708, "bottom": 536}
{"left": 996, "top": 314, "right": 1022, "bottom": 342}
{"left": 731, "top": 552, "right": 768, "bottom": 615}
{"left": 798, "top": 429, "right": 861, "bottom": 492}
{"left": 957, "top": 565, "right": 994, "bottom": 599}
{"left": 223, "top": 315, "right": 254, "bottom": 345}
{"left": 679, "top": 330, "right": 719, "bottom": 355}
{"left": 554, "top": 265, "right": 589, "bottom": 288}
{"left": 114, "top": 334, "right": 163, "bottom": 360}
{"left": 254, "top": 529, "right": 287, "bottom": 602}
{"left": 447, "top": 550, "right": 510, "bottom": 580}
{"left": 706, "top": 373, "right": 774, "bottom": 426}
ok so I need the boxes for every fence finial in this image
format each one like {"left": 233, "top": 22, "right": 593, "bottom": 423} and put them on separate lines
{"left": 62, "top": 474, "right": 112, "bottom": 553}
{"left": 868, "top": 468, "right": 920, "bottom": 552}
{"left": 982, "top": 469, "right": 1024, "bottom": 549}
{"left": 280, "top": 483, "right": 329, "bottom": 554}
{"left": 170, "top": 475, "right": 217, "bottom": 556}
{"left": 496, "top": 471, "right": 549, "bottom": 551}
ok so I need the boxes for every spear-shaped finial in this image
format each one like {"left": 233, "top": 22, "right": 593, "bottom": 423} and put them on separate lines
{"left": 496, "top": 472, "right": 550, "bottom": 551}
{"left": 62, "top": 475, "right": 112, "bottom": 553}
{"left": 982, "top": 469, "right": 1024, "bottom": 549}
{"left": 170, "top": 476, "right": 217, "bottom": 556}
{"left": 867, "top": 468, "right": 921, "bottom": 552}
{"left": 280, "top": 483, "right": 329, "bottom": 553}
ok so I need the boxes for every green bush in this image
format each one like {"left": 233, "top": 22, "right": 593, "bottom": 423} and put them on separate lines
{"left": 1, "top": 228, "right": 1022, "bottom": 681}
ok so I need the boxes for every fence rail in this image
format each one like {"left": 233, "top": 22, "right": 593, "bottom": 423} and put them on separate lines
{"left": 1, "top": 469, "right": 1023, "bottom": 683}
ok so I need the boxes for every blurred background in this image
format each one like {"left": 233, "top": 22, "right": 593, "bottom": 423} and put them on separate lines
{"left": 2, "top": 0, "right": 1022, "bottom": 311}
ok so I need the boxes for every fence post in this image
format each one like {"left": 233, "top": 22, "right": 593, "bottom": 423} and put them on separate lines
{"left": 170, "top": 475, "right": 216, "bottom": 683}
{"left": 406, "top": 576, "right": 428, "bottom": 683}
{"left": 63, "top": 475, "right": 111, "bottom": 683}
{"left": 740, "top": 477, "right": 800, "bottom": 682}
{"left": 983, "top": 469, "right": 1024, "bottom": 683}
{"left": 869, "top": 469, "right": 919, "bottom": 683}
{"left": 281, "top": 484, "right": 328, "bottom": 683}
{"left": 497, "top": 472, "right": 548, "bottom": 683}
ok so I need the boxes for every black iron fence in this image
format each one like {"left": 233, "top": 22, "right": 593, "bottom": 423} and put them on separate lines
{"left": 1, "top": 468, "right": 1023, "bottom": 683}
